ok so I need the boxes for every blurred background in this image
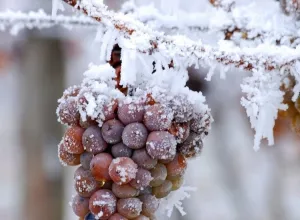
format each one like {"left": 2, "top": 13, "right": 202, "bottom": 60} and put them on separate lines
{"left": 1, "top": 0, "right": 300, "bottom": 220}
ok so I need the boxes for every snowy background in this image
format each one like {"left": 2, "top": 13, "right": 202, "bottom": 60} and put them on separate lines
{"left": 1, "top": 0, "right": 300, "bottom": 220}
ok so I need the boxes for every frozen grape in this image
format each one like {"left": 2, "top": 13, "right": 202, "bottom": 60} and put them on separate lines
{"left": 103, "top": 99, "right": 118, "bottom": 121}
{"left": 63, "top": 126, "right": 85, "bottom": 154}
{"left": 83, "top": 126, "right": 108, "bottom": 154}
{"left": 102, "top": 119, "right": 125, "bottom": 144}
{"left": 144, "top": 104, "right": 173, "bottom": 131}
{"left": 117, "top": 198, "right": 142, "bottom": 219}
{"left": 169, "top": 175, "right": 184, "bottom": 191}
{"left": 74, "top": 168, "right": 98, "bottom": 197}
{"left": 139, "top": 195, "right": 159, "bottom": 217}
{"left": 122, "top": 123, "right": 148, "bottom": 149}
{"left": 111, "top": 143, "right": 133, "bottom": 158}
{"left": 152, "top": 180, "right": 172, "bottom": 198}
{"left": 166, "top": 154, "right": 187, "bottom": 180}
{"left": 90, "top": 153, "right": 113, "bottom": 182}
{"left": 112, "top": 183, "right": 139, "bottom": 198}
{"left": 130, "top": 168, "right": 152, "bottom": 190}
{"left": 146, "top": 131, "right": 176, "bottom": 160}
{"left": 132, "top": 149, "right": 157, "bottom": 170}
{"left": 109, "top": 157, "right": 138, "bottom": 185}
{"left": 170, "top": 96, "right": 193, "bottom": 123}
{"left": 85, "top": 213, "right": 96, "bottom": 220}
{"left": 190, "top": 112, "right": 210, "bottom": 136}
{"left": 80, "top": 117, "right": 98, "bottom": 129}
{"left": 57, "top": 99, "right": 80, "bottom": 125}
{"left": 118, "top": 101, "right": 145, "bottom": 125}
{"left": 178, "top": 132, "right": 203, "bottom": 158}
{"left": 133, "top": 215, "right": 150, "bottom": 220}
{"left": 150, "top": 163, "right": 167, "bottom": 187}
{"left": 58, "top": 141, "right": 80, "bottom": 166}
{"left": 89, "top": 189, "right": 117, "bottom": 219}
{"left": 80, "top": 152, "right": 94, "bottom": 170}
{"left": 168, "top": 122, "right": 190, "bottom": 144}
{"left": 109, "top": 213, "right": 128, "bottom": 220}
{"left": 72, "top": 195, "right": 90, "bottom": 217}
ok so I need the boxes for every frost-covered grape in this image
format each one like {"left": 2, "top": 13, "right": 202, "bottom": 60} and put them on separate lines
{"left": 103, "top": 99, "right": 118, "bottom": 121}
{"left": 58, "top": 141, "right": 80, "bottom": 166}
{"left": 166, "top": 154, "right": 187, "bottom": 180}
{"left": 169, "top": 175, "right": 184, "bottom": 191}
{"left": 133, "top": 215, "right": 150, "bottom": 220}
{"left": 168, "top": 122, "right": 190, "bottom": 144}
{"left": 102, "top": 119, "right": 125, "bottom": 144}
{"left": 58, "top": 99, "right": 80, "bottom": 125}
{"left": 144, "top": 104, "right": 173, "bottom": 131}
{"left": 109, "top": 157, "right": 138, "bottom": 185}
{"left": 85, "top": 213, "right": 96, "bottom": 220}
{"left": 80, "top": 152, "right": 94, "bottom": 170}
{"left": 89, "top": 189, "right": 117, "bottom": 219}
{"left": 122, "top": 123, "right": 148, "bottom": 149}
{"left": 83, "top": 126, "right": 108, "bottom": 154}
{"left": 117, "top": 198, "right": 142, "bottom": 219}
{"left": 72, "top": 195, "right": 90, "bottom": 217}
{"left": 170, "top": 96, "right": 193, "bottom": 123}
{"left": 149, "top": 163, "right": 167, "bottom": 187}
{"left": 130, "top": 168, "right": 152, "bottom": 190}
{"left": 139, "top": 195, "right": 159, "bottom": 217}
{"left": 111, "top": 143, "right": 133, "bottom": 158}
{"left": 63, "top": 126, "right": 85, "bottom": 154}
{"left": 190, "top": 112, "right": 210, "bottom": 136}
{"left": 152, "top": 180, "right": 172, "bottom": 198}
{"left": 178, "top": 132, "right": 203, "bottom": 158}
{"left": 146, "top": 131, "right": 176, "bottom": 160}
{"left": 132, "top": 149, "right": 157, "bottom": 170}
{"left": 108, "top": 213, "right": 128, "bottom": 220}
{"left": 90, "top": 153, "right": 113, "bottom": 181}
{"left": 118, "top": 101, "right": 145, "bottom": 125}
{"left": 112, "top": 183, "right": 139, "bottom": 199}
{"left": 80, "top": 117, "right": 98, "bottom": 129}
{"left": 74, "top": 167, "right": 98, "bottom": 197}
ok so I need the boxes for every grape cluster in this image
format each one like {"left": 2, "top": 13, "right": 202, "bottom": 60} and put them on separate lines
{"left": 56, "top": 65, "right": 211, "bottom": 219}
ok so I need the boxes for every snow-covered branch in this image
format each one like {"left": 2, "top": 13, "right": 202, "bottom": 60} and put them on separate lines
{"left": 208, "top": 0, "right": 235, "bottom": 12}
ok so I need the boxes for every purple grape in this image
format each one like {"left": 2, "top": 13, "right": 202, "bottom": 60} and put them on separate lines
{"left": 122, "top": 123, "right": 148, "bottom": 149}
{"left": 118, "top": 101, "right": 145, "bottom": 125}
{"left": 149, "top": 163, "right": 167, "bottom": 187}
{"left": 130, "top": 168, "right": 152, "bottom": 190}
{"left": 170, "top": 95, "right": 193, "bottom": 123}
{"left": 190, "top": 112, "right": 210, "bottom": 136}
{"left": 57, "top": 99, "right": 80, "bottom": 125}
{"left": 144, "top": 104, "right": 173, "bottom": 131}
{"left": 108, "top": 213, "right": 128, "bottom": 220}
{"left": 139, "top": 194, "right": 159, "bottom": 217}
{"left": 80, "top": 152, "right": 94, "bottom": 170}
{"left": 72, "top": 195, "right": 90, "bottom": 217}
{"left": 132, "top": 149, "right": 157, "bottom": 170}
{"left": 117, "top": 198, "right": 143, "bottom": 219}
{"left": 146, "top": 131, "right": 176, "bottom": 160}
{"left": 112, "top": 183, "right": 140, "bottom": 198}
{"left": 82, "top": 125, "right": 105, "bottom": 154}
{"left": 152, "top": 180, "right": 172, "bottom": 198}
{"left": 102, "top": 119, "right": 125, "bottom": 144}
{"left": 74, "top": 168, "right": 98, "bottom": 197}
{"left": 178, "top": 132, "right": 203, "bottom": 158}
{"left": 133, "top": 215, "right": 150, "bottom": 220}
{"left": 111, "top": 143, "right": 133, "bottom": 158}
{"left": 85, "top": 213, "right": 97, "bottom": 220}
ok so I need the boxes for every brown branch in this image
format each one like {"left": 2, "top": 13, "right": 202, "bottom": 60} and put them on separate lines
{"left": 209, "top": 0, "right": 235, "bottom": 12}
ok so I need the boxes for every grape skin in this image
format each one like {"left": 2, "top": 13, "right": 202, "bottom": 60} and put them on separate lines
{"left": 143, "top": 104, "right": 173, "bottom": 131}
{"left": 149, "top": 163, "right": 167, "bottom": 187}
{"left": 90, "top": 153, "right": 113, "bottom": 182}
{"left": 169, "top": 96, "right": 193, "bottom": 123}
{"left": 168, "top": 122, "right": 190, "bottom": 144}
{"left": 118, "top": 102, "right": 145, "bottom": 125}
{"left": 72, "top": 195, "right": 90, "bottom": 217}
{"left": 139, "top": 194, "right": 159, "bottom": 217}
{"left": 178, "top": 132, "right": 203, "bottom": 158}
{"left": 80, "top": 152, "right": 94, "bottom": 170}
{"left": 109, "top": 157, "right": 138, "bottom": 185}
{"left": 130, "top": 168, "right": 152, "bottom": 190}
{"left": 63, "top": 126, "right": 85, "bottom": 154}
{"left": 111, "top": 143, "right": 133, "bottom": 158}
{"left": 82, "top": 126, "right": 108, "bottom": 154}
{"left": 169, "top": 175, "right": 184, "bottom": 191}
{"left": 133, "top": 215, "right": 150, "bottom": 220}
{"left": 74, "top": 167, "right": 98, "bottom": 198}
{"left": 58, "top": 99, "right": 80, "bottom": 126}
{"left": 108, "top": 213, "right": 128, "bottom": 220}
{"left": 122, "top": 123, "right": 148, "bottom": 149}
{"left": 166, "top": 154, "right": 187, "bottom": 180}
{"left": 152, "top": 180, "right": 173, "bottom": 198}
{"left": 131, "top": 149, "right": 157, "bottom": 170}
{"left": 102, "top": 99, "right": 118, "bottom": 122}
{"left": 117, "top": 198, "right": 143, "bottom": 219}
{"left": 84, "top": 213, "right": 97, "bottom": 220}
{"left": 112, "top": 183, "right": 140, "bottom": 199}
{"left": 102, "top": 119, "right": 125, "bottom": 144}
{"left": 58, "top": 141, "right": 80, "bottom": 166}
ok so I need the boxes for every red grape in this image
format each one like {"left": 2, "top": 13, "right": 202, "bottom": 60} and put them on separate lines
{"left": 130, "top": 168, "right": 152, "bottom": 190}
{"left": 132, "top": 149, "right": 157, "bottom": 170}
{"left": 57, "top": 99, "right": 80, "bottom": 126}
{"left": 152, "top": 180, "right": 172, "bottom": 198}
{"left": 149, "top": 163, "right": 167, "bottom": 187}
{"left": 103, "top": 99, "right": 118, "bottom": 121}
{"left": 170, "top": 96, "right": 193, "bottom": 123}
{"left": 102, "top": 119, "right": 125, "bottom": 144}
{"left": 72, "top": 195, "right": 90, "bottom": 217}
{"left": 166, "top": 154, "right": 187, "bottom": 180}
{"left": 84, "top": 213, "right": 96, "bottom": 220}
{"left": 146, "top": 131, "right": 176, "bottom": 160}
{"left": 139, "top": 194, "right": 159, "bottom": 217}
{"left": 63, "top": 126, "right": 85, "bottom": 154}
{"left": 108, "top": 213, "right": 128, "bottom": 220}
{"left": 111, "top": 143, "right": 133, "bottom": 158}
{"left": 122, "top": 123, "right": 148, "bottom": 149}
{"left": 80, "top": 117, "right": 98, "bottom": 129}
{"left": 90, "top": 153, "right": 113, "bottom": 181}
{"left": 168, "top": 122, "right": 190, "bottom": 144}
{"left": 112, "top": 183, "right": 140, "bottom": 199}
{"left": 89, "top": 189, "right": 117, "bottom": 219}
{"left": 109, "top": 157, "right": 138, "bottom": 185}
{"left": 83, "top": 126, "right": 108, "bottom": 154}
{"left": 80, "top": 152, "right": 94, "bottom": 170}
{"left": 74, "top": 168, "right": 98, "bottom": 197}
{"left": 133, "top": 215, "right": 150, "bottom": 220}
{"left": 144, "top": 104, "right": 173, "bottom": 131}
{"left": 58, "top": 141, "right": 80, "bottom": 166}
{"left": 118, "top": 101, "right": 145, "bottom": 125}
{"left": 178, "top": 132, "right": 203, "bottom": 158}
{"left": 117, "top": 198, "right": 142, "bottom": 219}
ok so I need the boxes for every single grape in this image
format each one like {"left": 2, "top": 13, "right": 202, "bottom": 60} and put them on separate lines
{"left": 133, "top": 215, "right": 150, "bottom": 220}
{"left": 109, "top": 157, "right": 138, "bottom": 185}
{"left": 149, "top": 163, "right": 167, "bottom": 187}
{"left": 80, "top": 152, "right": 94, "bottom": 170}
{"left": 132, "top": 149, "right": 157, "bottom": 170}
{"left": 102, "top": 119, "right": 125, "bottom": 144}
{"left": 146, "top": 131, "right": 176, "bottom": 160}
{"left": 72, "top": 195, "right": 90, "bottom": 217}
{"left": 130, "top": 168, "right": 152, "bottom": 190}
{"left": 118, "top": 101, "right": 145, "bottom": 125}
{"left": 111, "top": 143, "right": 133, "bottom": 158}
{"left": 112, "top": 183, "right": 139, "bottom": 199}
{"left": 190, "top": 112, "right": 210, "bottom": 137}
{"left": 166, "top": 154, "right": 187, "bottom": 180}
{"left": 108, "top": 213, "right": 128, "bottom": 220}
{"left": 144, "top": 104, "right": 173, "bottom": 131}
{"left": 103, "top": 99, "right": 118, "bottom": 121}
{"left": 139, "top": 186, "right": 152, "bottom": 195}
{"left": 57, "top": 99, "right": 80, "bottom": 125}
{"left": 90, "top": 153, "right": 113, "bottom": 182}
{"left": 169, "top": 175, "right": 184, "bottom": 191}
{"left": 152, "top": 180, "right": 172, "bottom": 198}
{"left": 117, "top": 198, "right": 142, "bottom": 219}
{"left": 168, "top": 122, "right": 190, "bottom": 144}
{"left": 82, "top": 126, "right": 108, "bottom": 154}
{"left": 58, "top": 141, "right": 80, "bottom": 166}
{"left": 63, "top": 126, "right": 85, "bottom": 154}
{"left": 74, "top": 168, "right": 98, "bottom": 197}
{"left": 169, "top": 96, "right": 193, "bottom": 123}
{"left": 85, "top": 213, "right": 96, "bottom": 220}
{"left": 139, "top": 195, "right": 159, "bottom": 217}
{"left": 89, "top": 189, "right": 117, "bottom": 219}
{"left": 122, "top": 123, "right": 148, "bottom": 149}
{"left": 178, "top": 132, "right": 203, "bottom": 158}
